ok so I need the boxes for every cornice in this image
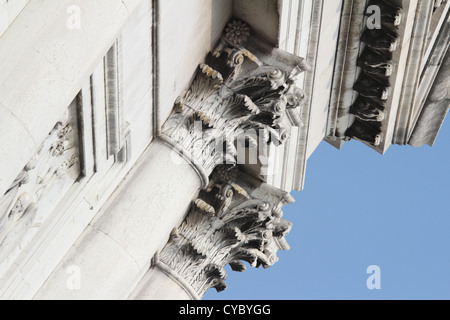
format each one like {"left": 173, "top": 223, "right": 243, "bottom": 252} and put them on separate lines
{"left": 345, "top": 0, "right": 404, "bottom": 147}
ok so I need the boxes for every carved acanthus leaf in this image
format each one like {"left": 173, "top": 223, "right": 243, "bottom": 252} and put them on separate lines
{"left": 158, "top": 166, "right": 294, "bottom": 298}
{"left": 161, "top": 20, "right": 309, "bottom": 175}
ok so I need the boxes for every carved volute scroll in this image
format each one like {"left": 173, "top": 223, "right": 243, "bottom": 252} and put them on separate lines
{"left": 346, "top": 0, "right": 403, "bottom": 146}
{"left": 156, "top": 19, "right": 304, "bottom": 299}
{"left": 161, "top": 20, "right": 310, "bottom": 176}
{"left": 156, "top": 165, "right": 294, "bottom": 298}
{"left": 0, "top": 108, "right": 80, "bottom": 275}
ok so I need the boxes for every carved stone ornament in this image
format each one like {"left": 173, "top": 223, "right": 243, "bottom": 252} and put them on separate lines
{"left": 156, "top": 165, "right": 294, "bottom": 298}
{"left": 434, "top": 0, "right": 446, "bottom": 10}
{"left": 347, "top": 0, "right": 403, "bottom": 146}
{"left": 161, "top": 20, "right": 310, "bottom": 176}
{"left": 0, "top": 110, "right": 80, "bottom": 275}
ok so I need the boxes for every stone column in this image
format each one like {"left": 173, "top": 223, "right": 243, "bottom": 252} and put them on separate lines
{"left": 34, "top": 139, "right": 207, "bottom": 300}
{"left": 130, "top": 166, "right": 294, "bottom": 300}
{"left": 35, "top": 20, "right": 308, "bottom": 299}
{"left": 129, "top": 20, "right": 309, "bottom": 300}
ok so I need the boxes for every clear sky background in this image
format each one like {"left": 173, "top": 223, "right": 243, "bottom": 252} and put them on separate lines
{"left": 205, "top": 117, "right": 450, "bottom": 300}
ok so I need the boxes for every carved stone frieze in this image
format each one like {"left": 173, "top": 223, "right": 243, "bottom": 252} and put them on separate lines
{"left": 161, "top": 20, "right": 309, "bottom": 175}
{"left": 0, "top": 110, "right": 80, "bottom": 273}
{"left": 157, "top": 165, "right": 294, "bottom": 298}
{"left": 350, "top": 96, "right": 385, "bottom": 122}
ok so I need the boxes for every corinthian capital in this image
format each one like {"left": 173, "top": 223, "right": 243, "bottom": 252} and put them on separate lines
{"left": 161, "top": 20, "right": 310, "bottom": 176}
{"left": 156, "top": 165, "right": 294, "bottom": 298}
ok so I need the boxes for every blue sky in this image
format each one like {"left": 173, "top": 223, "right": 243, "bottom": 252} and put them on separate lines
{"left": 205, "top": 117, "right": 450, "bottom": 300}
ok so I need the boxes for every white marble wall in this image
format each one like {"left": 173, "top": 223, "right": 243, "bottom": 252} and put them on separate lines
{"left": 233, "top": 0, "right": 279, "bottom": 45}
{"left": 0, "top": 0, "right": 29, "bottom": 37}
{"left": 0, "top": 0, "right": 147, "bottom": 299}
{"left": 157, "top": 0, "right": 232, "bottom": 131}
{"left": 0, "top": 0, "right": 142, "bottom": 197}
{"left": 121, "top": 0, "right": 154, "bottom": 162}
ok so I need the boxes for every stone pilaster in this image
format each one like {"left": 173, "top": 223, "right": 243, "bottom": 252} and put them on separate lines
{"left": 34, "top": 19, "right": 308, "bottom": 300}
{"left": 142, "top": 20, "right": 307, "bottom": 298}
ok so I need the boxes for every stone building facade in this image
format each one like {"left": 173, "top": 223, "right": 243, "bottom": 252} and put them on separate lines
{"left": 0, "top": 0, "right": 448, "bottom": 299}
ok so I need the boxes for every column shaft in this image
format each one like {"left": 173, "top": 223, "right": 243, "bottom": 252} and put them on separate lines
{"left": 34, "top": 139, "right": 205, "bottom": 300}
